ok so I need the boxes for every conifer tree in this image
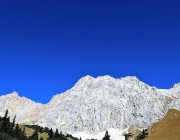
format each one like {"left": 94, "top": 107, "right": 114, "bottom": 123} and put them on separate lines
{"left": 4, "top": 109, "right": 8, "bottom": 119}
{"left": 15, "top": 123, "right": 20, "bottom": 138}
{"left": 54, "top": 128, "right": 59, "bottom": 138}
{"left": 39, "top": 137, "right": 44, "bottom": 140}
{"left": 12, "top": 115, "right": 16, "bottom": 128}
{"left": 30, "top": 130, "right": 39, "bottom": 140}
{"left": 7, "top": 116, "right": 12, "bottom": 134}
{"left": 20, "top": 128, "right": 27, "bottom": 140}
{"left": 44, "top": 127, "right": 49, "bottom": 133}
{"left": 48, "top": 128, "right": 54, "bottom": 138}
{"left": 9, "top": 115, "right": 16, "bottom": 137}
{"left": 102, "top": 131, "right": 110, "bottom": 140}
{"left": 59, "top": 131, "right": 64, "bottom": 139}
{"left": 39, "top": 127, "right": 43, "bottom": 133}
{"left": 1, "top": 110, "right": 9, "bottom": 133}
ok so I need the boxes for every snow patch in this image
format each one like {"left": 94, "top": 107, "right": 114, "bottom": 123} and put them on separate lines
{"left": 71, "top": 128, "right": 125, "bottom": 140}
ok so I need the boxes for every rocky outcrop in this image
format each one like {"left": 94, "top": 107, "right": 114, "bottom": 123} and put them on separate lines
{"left": 0, "top": 75, "right": 180, "bottom": 134}
{"left": 0, "top": 92, "right": 43, "bottom": 123}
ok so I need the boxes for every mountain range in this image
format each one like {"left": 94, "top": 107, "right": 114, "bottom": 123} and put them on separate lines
{"left": 0, "top": 75, "right": 180, "bottom": 135}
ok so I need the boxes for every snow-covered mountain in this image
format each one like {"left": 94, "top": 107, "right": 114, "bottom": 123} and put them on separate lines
{"left": 0, "top": 75, "right": 180, "bottom": 135}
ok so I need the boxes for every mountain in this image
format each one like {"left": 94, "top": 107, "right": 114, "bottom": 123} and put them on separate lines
{"left": 0, "top": 75, "right": 180, "bottom": 135}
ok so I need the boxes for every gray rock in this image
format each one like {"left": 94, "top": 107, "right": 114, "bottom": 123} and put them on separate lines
{"left": 0, "top": 75, "right": 180, "bottom": 134}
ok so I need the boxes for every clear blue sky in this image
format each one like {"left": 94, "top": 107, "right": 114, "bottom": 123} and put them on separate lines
{"left": 0, "top": 0, "right": 180, "bottom": 103}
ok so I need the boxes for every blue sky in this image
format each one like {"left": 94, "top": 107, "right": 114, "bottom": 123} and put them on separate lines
{"left": 0, "top": 0, "right": 180, "bottom": 103}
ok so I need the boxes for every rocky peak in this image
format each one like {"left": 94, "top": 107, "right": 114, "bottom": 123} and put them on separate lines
{"left": 121, "top": 76, "right": 139, "bottom": 81}
{"left": 11, "top": 91, "right": 18, "bottom": 96}
{"left": 0, "top": 75, "right": 180, "bottom": 135}
{"left": 73, "top": 75, "right": 142, "bottom": 91}
{"left": 173, "top": 83, "right": 180, "bottom": 88}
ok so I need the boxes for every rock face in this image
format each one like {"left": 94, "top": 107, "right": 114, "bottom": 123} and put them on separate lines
{"left": 0, "top": 92, "right": 43, "bottom": 123}
{"left": 0, "top": 75, "right": 180, "bottom": 134}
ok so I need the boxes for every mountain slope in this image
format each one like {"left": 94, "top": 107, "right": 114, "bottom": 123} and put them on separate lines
{"left": 146, "top": 109, "right": 180, "bottom": 140}
{"left": 0, "top": 75, "right": 180, "bottom": 134}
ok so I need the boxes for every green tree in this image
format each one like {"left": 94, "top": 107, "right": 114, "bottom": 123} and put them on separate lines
{"left": 1, "top": 109, "right": 9, "bottom": 133}
{"left": 39, "top": 127, "right": 43, "bottom": 133}
{"left": 4, "top": 110, "right": 8, "bottom": 119}
{"left": 124, "top": 133, "right": 132, "bottom": 140}
{"left": 39, "top": 137, "right": 44, "bottom": 140}
{"left": 9, "top": 115, "right": 16, "bottom": 137}
{"left": 44, "top": 127, "right": 50, "bottom": 133}
{"left": 6, "top": 116, "right": 12, "bottom": 134}
{"left": 59, "top": 131, "right": 64, "bottom": 139}
{"left": 30, "top": 130, "right": 39, "bottom": 140}
{"left": 20, "top": 128, "right": 27, "bottom": 140}
{"left": 53, "top": 128, "right": 59, "bottom": 138}
{"left": 12, "top": 115, "right": 16, "bottom": 128}
{"left": 102, "top": 131, "right": 110, "bottom": 140}
{"left": 15, "top": 123, "right": 20, "bottom": 138}
{"left": 48, "top": 128, "right": 54, "bottom": 138}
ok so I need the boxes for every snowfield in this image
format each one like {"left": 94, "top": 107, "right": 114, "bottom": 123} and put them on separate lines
{"left": 71, "top": 128, "right": 125, "bottom": 140}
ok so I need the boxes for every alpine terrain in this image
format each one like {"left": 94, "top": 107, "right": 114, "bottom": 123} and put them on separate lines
{"left": 0, "top": 75, "right": 180, "bottom": 136}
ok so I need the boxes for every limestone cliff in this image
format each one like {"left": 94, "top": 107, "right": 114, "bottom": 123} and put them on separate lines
{"left": 0, "top": 75, "right": 180, "bottom": 134}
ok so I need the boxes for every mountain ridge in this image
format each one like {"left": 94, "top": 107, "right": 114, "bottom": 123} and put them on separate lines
{"left": 0, "top": 75, "right": 180, "bottom": 135}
